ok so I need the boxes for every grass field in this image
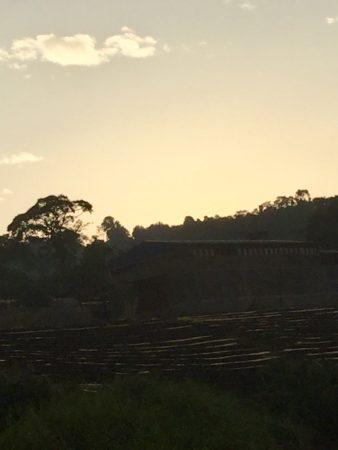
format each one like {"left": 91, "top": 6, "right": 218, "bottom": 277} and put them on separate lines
{"left": 0, "top": 359, "right": 336, "bottom": 449}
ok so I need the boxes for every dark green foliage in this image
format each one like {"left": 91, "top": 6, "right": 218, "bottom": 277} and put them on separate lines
{"left": 0, "top": 361, "right": 336, "bottom": 449}
{"left": 0, "top": 377, "right": 309, "bottom": 450}
{"left": 253, "top": 359, "right": 338, "bottom": 446}
{"left": 0, "top": 373, "right": 51, "bottom": 430}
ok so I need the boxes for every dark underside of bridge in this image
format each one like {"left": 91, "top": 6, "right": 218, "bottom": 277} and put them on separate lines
{"left": 111, "top": 241, "right": 338, "bottom": 318}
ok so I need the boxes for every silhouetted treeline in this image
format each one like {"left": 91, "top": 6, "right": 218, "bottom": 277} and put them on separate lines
{"left": 133, "top": 190, "right": 338, "bottom": 248}
{"left": 0, "top": 189, "right": 337, "bottom": 307}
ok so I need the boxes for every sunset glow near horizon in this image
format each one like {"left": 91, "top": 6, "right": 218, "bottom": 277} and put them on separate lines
{"left": 1, "top": 0, "right": 338, "bottom": 235}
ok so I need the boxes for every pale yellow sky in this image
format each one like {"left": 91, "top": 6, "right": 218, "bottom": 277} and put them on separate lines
{"left": 1, "top": 0, "right": 338, "bottom": 235}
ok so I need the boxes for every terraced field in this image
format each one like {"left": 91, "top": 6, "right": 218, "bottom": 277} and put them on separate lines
{"left": 0, "top": 307, "right": 337, "bottom": 380}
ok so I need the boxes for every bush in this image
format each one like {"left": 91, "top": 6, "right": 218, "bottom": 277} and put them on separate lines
{"left": 0, "top": 377, "right": 309, "bottom": 450}
{"left": 253, "top": 359, "right": 338, "bottom": 446}
{"left": 0, "top": 372, "right": 51, "bottom": 430}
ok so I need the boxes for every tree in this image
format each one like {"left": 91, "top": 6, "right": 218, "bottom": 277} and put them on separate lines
{"left": 75, "top": 238, "right": 111, "bottom": 300}
{"left": 7, "top": 195, "right": 92, "bottom": 242}
{"left": 235, "top": 210, "right": 249, "bottom": 218}
{"left": 183, "top": 216, "right": 195, "bottom": 226}
{"left": 273, "top": 196, "right": 297, "bottom": 209}
{"left": 6, "top": 195, "right": 92, "bottom": 299}
{"left": 307, "top": 196, "right": 338, "bottom": 248}
{"left": 258, "top": 202, "right": 273, "bottom": 214}
{"left": 295, "top": 189, "right": 311, "bottom": 204}
{"left": 100, "top": 217, "right": 132, "bottom": 252}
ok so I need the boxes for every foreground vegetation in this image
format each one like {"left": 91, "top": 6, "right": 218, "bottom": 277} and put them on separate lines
{"left": 0, "top": 360, "right": 336, "bottom": 449}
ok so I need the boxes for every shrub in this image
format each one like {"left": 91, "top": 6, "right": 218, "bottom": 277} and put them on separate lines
{"left": 0, "top": 377, "right": 309, "bottom": 450}
{"left": 0, "top": 372, "right": 51, "bottom": 430}
{"left": 252, "top": 359, "right": 338, "bottom": 446}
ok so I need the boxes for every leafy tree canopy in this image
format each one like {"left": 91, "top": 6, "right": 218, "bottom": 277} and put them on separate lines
{"left": 7, "top": 195, "right": 92, "bottom": 242}
{"left": 99, "top": 216, "right": 131, "bottom": 252}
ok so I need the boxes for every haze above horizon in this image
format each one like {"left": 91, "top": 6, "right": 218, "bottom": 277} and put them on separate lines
{"left": 1, "top": 0, "right": 338, "bottom": 233}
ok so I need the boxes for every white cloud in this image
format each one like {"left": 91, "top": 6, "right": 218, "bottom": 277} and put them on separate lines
{"left": 0, "top": 152, "right": 43, "bottom": 165}
{"left": 2, "top": 188, "right": 13, "bottom": 195}
{"left": 0, "top": 27, "right": 158, "bottom": 69}
{"left": 18, "top": 34, "right": 104, "bottom": 66}
{"left": 8, "top": 62, "right": 27, "bottom": 71}
{"left": 240, "top": 2, "right": 256, "bottom": 10}
{"left": 0, "top": 188, "right": 14, "bottom": 202}
{"left": 104, "top": 28, "right": 157, "bottom": 59}
{"left": 0, "top": 49, "right": 10, "bottom": 61}
{"left": 162, "top": 44, "right": 172, "bottom": 53}
{"left": 223, "top": 0, "right": 257, "bottom": 11}
{"left": 10, "top": 37, "right": 40, "bottom": 61}
{"left": 121, "top": 26, "right": 134, "bottom": 34}
{"left": 326, "top": 17, "right": 338, "bottom": 25}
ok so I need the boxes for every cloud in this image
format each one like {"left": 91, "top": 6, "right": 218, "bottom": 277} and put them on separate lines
{"left": 239, "top": 2, "right": 256, "bottom": 10}
{"left": 2, "top": 188, "right": 13, "bottom": 195}
{"left": 223, "top": 0, "right": 256, "bottom": 10}
{"left": 162, "top": 44, "right": 172, "bottom": 53}
{"left": 8, "top": 62, "right": 27, "bottom": 71}
{"left": 326, "top": 17, "right": 338, "bottom": 25}
{"left": 0, "top": 188, "right": 14, "bottom": 202}
{"left": 12, "top": 34, "right": 105, "bottom": 66}
{"left": 0, "top": 27, "right": 158, "bottom": 69}
{"left": 0, "top": 152, "right": 43, "bottom": 165}
{"left": 104, "top": 29, "right": 157, "bottom": 59}
{"left": 0, "top": 49, "right": 10, "bottom": 61}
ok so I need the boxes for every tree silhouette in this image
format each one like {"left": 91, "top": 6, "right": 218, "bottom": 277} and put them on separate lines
{"left": 131, "top": 190, "right": 338, "bottom": 248}
{"left": 7, "top": 195, "right": 92, "bottom": 242}
{"left": 183, "top": 216, "right": 195, "bottom": 226}
{"left": 75, "top": 238, "right": 111, "bottom": 300}
{"left": 295, "top": 189, "right": 311, "bottom": 204}
{"left": 100, "top": 217, "right": 132, "bottom": 252}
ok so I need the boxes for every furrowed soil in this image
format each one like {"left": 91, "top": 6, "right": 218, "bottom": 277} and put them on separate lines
{"left": 0, "top": 306, "right": 337, "bottom": 382}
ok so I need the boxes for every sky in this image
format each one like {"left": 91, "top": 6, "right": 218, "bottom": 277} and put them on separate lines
{"left": 1, "top": 0, "right": 338, "bottom": 235}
